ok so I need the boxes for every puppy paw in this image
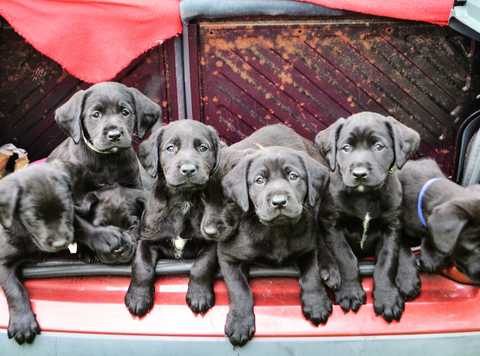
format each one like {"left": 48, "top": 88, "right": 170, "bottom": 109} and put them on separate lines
{"left": 8, "top": 311, "right": 40, "bottom": 345}
{"left": 125, "top": 285, "right": 154, "bottom": 317}
{"left": 186, "top": 281, "right": 215, "bottom": 315}
{"left": 225, "top": 310, "right": 255, "bottom": 347}
{"left": 372, "top": 286, "right": 405, "bottom": 322}
{"left": 319, "top": 264, "right": 341, "bottom": 291}
{"left": 301, "top": 291, "right": 332, "bottom": 326}
{"left": 396, "top": 272, "right": 421, "bottom": 300}
{"left": 420, "top": 252, "right": 446, "bottom": 274}
{"left": 93, "top": 226, "right": 125, "bottom": 255}
{"left": 334, "top": 281, "right": 366, "bottom": 313}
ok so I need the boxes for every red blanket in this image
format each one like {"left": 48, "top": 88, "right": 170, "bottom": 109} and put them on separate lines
{"left": 0, "top": 0, "right": 454, "bottom": 83}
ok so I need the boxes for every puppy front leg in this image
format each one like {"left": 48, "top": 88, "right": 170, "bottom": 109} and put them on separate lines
{"left": 219, "top": 257, "right": 255, "bottom": 347}
{"left": 325, "top": 226, "right": 366, "bottom": 313}
{"left": 396, "top": 242, "right": 421, "bottom": 300}
{"left": 317, "top": 233, "right": 341, "bottom": 291}
{"left": 0, "top": 264, "right": 40, "bottom": 344}
{"left": 296, "top": 250, "right": 332, "bottom": 326}
{"left": 372, "top": 230, "right": 404, "bottom": 322}
{"left": 125, "top": 240, "right": 160, "bottom": 317}
{"left": 186, "top": 242, "right": 218, "bottom": 315}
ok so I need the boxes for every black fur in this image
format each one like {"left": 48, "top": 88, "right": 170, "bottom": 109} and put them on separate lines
{"left": 398, "top": 158, "right": 480, "bottom": 282}
{"left": 218, "top": 146, "right": 332, "bottom": 347}
{"left": 0, "top": 160, "right": 82, "bottom": 344}
{"left": 125, "top": 120, "right": 224, "bottom": 317}
{"left": 315, "top": 112, "right": 420, "bottom": 323}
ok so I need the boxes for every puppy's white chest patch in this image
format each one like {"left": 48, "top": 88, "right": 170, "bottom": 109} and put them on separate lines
{"left": 360, "top": 212, "right": 371, "bottom": 249}
{"left": 173, "top": 236, "right": 187, "bottom": 259}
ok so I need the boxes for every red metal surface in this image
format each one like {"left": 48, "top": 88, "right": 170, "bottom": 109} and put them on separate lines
{"left": 0, "top": 274, "right": 477, "bottom": 338}
{"left": 191, "top": 18, "right": 480, "bottom": 176}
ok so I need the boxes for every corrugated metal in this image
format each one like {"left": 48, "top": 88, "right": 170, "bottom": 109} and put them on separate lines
{"left": 0, "top": 21, "right": 175, "bottom": 161}
{"left": 192, "top": 18, "right": 480, "bottom": 175}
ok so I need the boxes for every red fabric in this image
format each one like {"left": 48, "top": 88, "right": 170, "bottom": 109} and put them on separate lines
{"left": 0, "top": 0, "right": 182, "bottom": 83}
{"left": 0, "top": 0, "right": 453, "bottom": 84}
{"left": 299, "top": 0, "right": 454, "bottom": 25}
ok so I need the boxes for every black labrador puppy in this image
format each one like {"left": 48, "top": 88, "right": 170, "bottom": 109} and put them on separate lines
{"left": 124, "top": 120, "right": 224, "bottom": 317}
{"left": 315, "top": 112, "right": 420, "bottom": 323}
{"left": 48, "top": 81, "right": 161, "bottom": 191}
{"left": 0, "top": 160, "right": 83, "bottom": 344}
{"left": 219, "top": 146, "right": 331, "bottom": 346}
{"left": 75, "top": 184, "right": 147, "bottom": 264}
{"left": 398, "top": 158, "right": 480, "bottom": 281}
{"left": 201, "top": 124, "right": 340, "bottom": 289}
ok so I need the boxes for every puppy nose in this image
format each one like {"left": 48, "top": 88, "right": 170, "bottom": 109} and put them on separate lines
{"left": 271, "top": 195, "right": 288, "bottom": 208}
{"left": 352, "top": 167, "right": 368, "bottom": 180}
{"left": 107, "top": 130, "right": 122, "bottom": 142}
{"left": 181, "top": 164, "right": 196, "bottom": 177}
{"left": 203, "top": 225, "right": 218, "bottom": 239}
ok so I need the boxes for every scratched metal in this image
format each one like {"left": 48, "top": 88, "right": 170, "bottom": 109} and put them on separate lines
{"left": 194, "top": 19, "right": 480, "bottom": 175}
{"left": 0, "top": 23, "right": 173, "bottom": 161}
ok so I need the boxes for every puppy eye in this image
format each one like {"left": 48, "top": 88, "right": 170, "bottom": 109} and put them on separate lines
{"left": 199, "top": 144, "right": 209, "bottom": 152}
{"left": 375, "top": 143, "right": 385, "bottom": 151}
{"left": 255, "top": 176, "right": 265, "bottom": 184}
{"left": 289, "top": 172, "right": 299, "bottom": 180}
{"left": 341, "top": 144, "right": 351, "bottom": 153}
{"left": 91, "top": 111, "right": 101, "bottom": 119}
{"left": 226, "top": 198, "right": 236, "bottom": 205}
{"left": 122, "top": 109, "right": 130, "bottom": 116}
{"left": 166, "top": 144, "right": 175, "bottom": 152}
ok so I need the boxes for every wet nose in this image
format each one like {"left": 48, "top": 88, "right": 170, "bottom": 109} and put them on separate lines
{"left": 181, "top": 164, "right": 196, "bottom": 177}
{"left": 271, "top": 195, "right": 288, "bottom": 209}
{"left": 107, "top": 130, "right": 122, "bottom": 142}
{"left": 352, "top": 167, "right": 368, "bottom": 180}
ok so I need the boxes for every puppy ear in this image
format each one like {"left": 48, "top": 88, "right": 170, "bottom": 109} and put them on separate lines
{"left": 206, "top": 125, "right": 227, "bottom": 173}
{"left": 427, "top": 201, "right": 469, "bottom": 255}
{"left": 75, "top": 191, "right": 99, "bottom": 218}
{"left": 298, "top": 153, "right": 330, "bottom": 207}
{"left": 130, "top": 87, "right": 162, "bottom": 140}
{"left": 55, "top": 90, "right": 86, "bottom": 144}
{"left": 384, "top": 117, "right": 420, "bottom": 169}
{"left": 137, "top": 126, "right": 163, "bottom": 177}
{"left": 0, "top": 179, "right": 21, "bottom": 230}
{"left": 315, "top": 119, "right": 345, "bottom": 171}
{"left": 222, "top": 155, "right": 252, "bottom": 213}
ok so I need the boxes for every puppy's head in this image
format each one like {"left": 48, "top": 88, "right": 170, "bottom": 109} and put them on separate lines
{"left": 222, "top": 147, "right": 330, "bottom": 226}
{"left": 55, "top": 82, "right": 161, "bottom": 153}
{"left": 427, "top": 187, "right": 480, "bottom": 282}
{"left": 0, "top": 160, "right": 83, "bottom": 253}
{"left": 315, "top": 112, "right": 420, "bottom": 192}
{"left": 76, "top": 185, "right": 146, "bottom": 264}
{"left": 137, "top": 120, "right": 225, "bottom": 194}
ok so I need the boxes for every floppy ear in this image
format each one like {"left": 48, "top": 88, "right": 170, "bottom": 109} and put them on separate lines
{"left": 205, "top": 125, "right": 227, "bottom": 173}
{"left": 315, "top": 119, "right": 345, "bottom": 171}
{"left": 75, "top": 191, "right": 99, "bottom": 218}
{"left": 137, "top": 126, "right": 164, "bottom": 177}
{"left": 427, "top": 201, "right": 469, "bottom": 255}
{"left": 222, "top": 155, "right": 252, "bottom": 213}
{"left": 298, "top": 152, "right": 330, "bottom": 207}
{"left": 0, "top": 179, "right": 21, "bottom": 230}
{"left": 129, "top": 87, "right": 162, "bottom": 140}
{"left": 384, "top": 116, "right": 420, "bottom": 169}
{"left": 55, "top": 90, "right": 86, "bottom": 144}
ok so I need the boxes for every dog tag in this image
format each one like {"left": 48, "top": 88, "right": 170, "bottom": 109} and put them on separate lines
{"left": 68, "top": 243, "right": 78, "bottom": 254}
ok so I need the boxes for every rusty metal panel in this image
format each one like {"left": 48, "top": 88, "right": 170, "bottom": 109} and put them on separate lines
{"left": 0, "top": 21, "right": 175, "bottom": 161}
{"left": 193, "top": 18, "right": 480, "bottom": 175}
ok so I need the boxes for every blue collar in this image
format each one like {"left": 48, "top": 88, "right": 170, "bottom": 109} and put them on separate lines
{"left": 417, "top": 178, "right": 440, "bottom": 227}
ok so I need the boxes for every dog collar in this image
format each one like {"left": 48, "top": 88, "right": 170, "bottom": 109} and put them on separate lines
{"left": 82, "top": 129, "right": 118, "bottom": 154}
{"left": 417, "top": 178, "right": 440, "bottom": 227}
